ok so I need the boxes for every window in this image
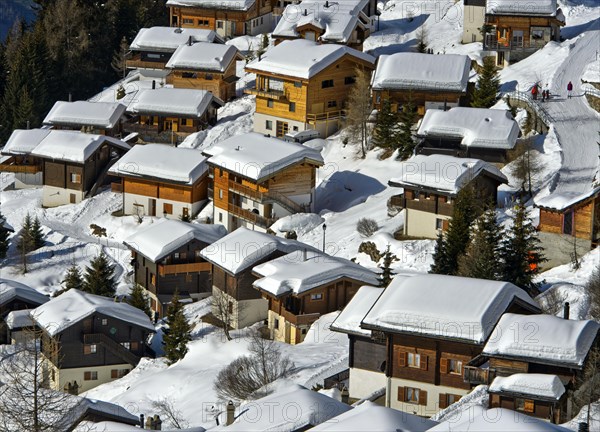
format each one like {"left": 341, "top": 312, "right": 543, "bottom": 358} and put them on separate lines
{"left": 344, "top": 76, "right": 356, "bottom": 85}
{"left": 84, "top": 371, "right": 98, "bottom": 381}
{"left": 289, "top": 102, "right": 296, "bottom": 112}
{"left": 147, "top": 53, "right": 161, "bottom": 59}
{"left": 217, "top": 21, "right": 224, "bottom": 29}
{"left": 293, "top": 126, "right": 299, "bottom": 131}
{"left": 294, "top": 81, "right": 302, "bottom": 88}
{"left": 516, "top": 398, "right": 534, "bottom": 413}
{"left": 414, "top": 190, "right": 420, "bottom": 200}
{"left": 228, "top": 301, "right": 233, "bottom": 314}
{"left": 163, "top": 203, "right": 173, "bottom": 215}
{"left": 219, "top": 189, "right": 223, "bottom": 199}
{"left": 267, "top": 100, "right": 274, "bottom": 108}
{"left": 448, "top": 359, "right": 462, "bottom": 374}
{"left": 446, "top": 196, "right": 453, "bottom": 204}
{"left": 563, "top": 210, "right": 574, "bottom": 235}
{"left": 327, "top": 100, "right": 337, "bottom": 108}
{"left": 111, "top": 369, "right": 130, "bottom": 379}
{"left": 198, "top": 19, "right": 209, "bottom": 26}
{"left": 150, "top": 273, "right": 155, "bottom": 286}
{"left": 174, "top": 253, "right": 180, "bottom": 259}
{"left": 406, "top": 387, "right": 420, "bottom": 403}
{"left": 101, "top": 319, "right": 108, "bottom": 325}
{"left": 180, "top": 252, "right": 187, "bottom": 259}
{"left": 447, "top": 394, "right": 461, "bottom": 405}
{"left": 265, "top": 120, "right": 273, "bottom": 130}
{"left": 182, "top": 18, "right": 194, "bottom": 25}
{"left": 121, "top": 342, "right": 131, "bottom": 350}
{"left": 260, "top": 17, "right": 263, "bottom": 24}
{"left": 436, "top": 218, "right": 444, "bottom": 231}
{"left": 321, "top": 79, "right": 334, "bottom": 89}
{"left": 310, "top": 293, "right": 323, "bottom": 301}
{"left": 274, "top": 318, "right": 279, "bottom": 330}
{"left": 205, "top": 73, "right": 213, "bottom": 80}
{"left": 218, "top": 213, "right": 223, "bottom": 222}
{"left": 195, "top": 250, "right": 202, "bottom": 258}
{"left": 182, "top": 72, "right": 197, "bottom": 78}
{"left": 407, "top": 352, "right": 421, "bottom": 368}
{"left": 70, "top": 173, "right": 81, "bottom": 183}
{"left": 83, "top": 344, "right": 97, "bottom": 354}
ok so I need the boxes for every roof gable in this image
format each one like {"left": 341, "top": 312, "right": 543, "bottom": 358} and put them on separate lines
{"left": 30, "top": 131, "right": 130, "bottom": 163}
{"left": 2, "top": 129, "right": 52, "bottom": 156}
{"left": 330, "top": 285, "right": 384, "bottom": 336}
{"left": 0, "top": 279, "right": 49, "bottom": 308}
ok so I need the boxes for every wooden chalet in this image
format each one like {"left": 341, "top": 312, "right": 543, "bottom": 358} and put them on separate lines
{"left": 245, "top": 39, "right": 375, "bottom": 138}
{"left": 483, "top": 0, "right": 565, "bottom": 66}
{"left": 30, "top": 131, "right": 131, "bottom": 208}
{"left": 371, "top": 53, "right": 472, "bottom": 116}
{"left": 43, "top": 101, "right": 127, "bottom": 137}
{"left": 360, "top": 274, "right": 540, "bottom": 416}
{"left": 252, "top": 250, "right": 379, "bottom": 344}
{"left": 535, "top": 189, "right": 600, "bottom": 268}
{"left": 33, "top": 289, "right": 155, "bottom": 394}
{"left": 0, "top": 279, "right": 49, "bottom": 344}
{"left": 124, "top": 88, "right": 223, "bottom": 144}
{"left": 330, "top": 285, "right": 387, "bottom": 402}
{"left": 124, "top": 219, "right": 227, "bottom": 318}
{"left": 388, "top": 154, "right": 508, "bottom": 239}
{"left": 167, "top": 0, "right": 277, "bottom": 38}
{"left": 200, "top": 227, "right": 319, "bottom": 329}
{"left": 202, "top": 132, "right": 324, "bottom": 232}
{"left": 272, "top": 0, "right": 378, "bottom": 50}
{"left": 0, "top": 128, "right": 49, "bottom": 189}
{"left": 127, "top": 26, "right": 224, "bottom": 71}
{"left": 165, "top": 40, "right": 242, "bottom": 101}
{"left": 109, "top": 144, "right": 209, "bottom": 220}
{"left": 469, "top": 312, "right": 600, "bottom": 422}
{"left": 462, "top": 0, "right": 486, "bottom": 43}
{"left": 416, "top": 107, "right": 520, "bottom": 163}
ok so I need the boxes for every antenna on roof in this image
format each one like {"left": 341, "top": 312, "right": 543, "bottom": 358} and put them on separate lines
{"left": 304, "top": 8, "right": 308, "bottom": 16}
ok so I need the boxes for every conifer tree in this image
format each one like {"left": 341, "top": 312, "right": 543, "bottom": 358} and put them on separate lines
{"left": 372, "top": 99, "right": 398, "bottom": 151}
{"left": 430, "top": 231, "right": 451, "bottom": 274}
{"left": 379, "top": 245, "right": 398, "bottom": 287}
{"left": 31, "top": 216, "right": 45, "bottom": 249}
{"left": 397, "top": 97, "right": 417, "bottom": 160}
{"left": 17, "top": 213, "right": 34, "bottom": 254}
{"left": 57, "top": 264, "right": 83, "bottom": 295}
{"left": 471, "top": 57, "right": 500, "bottom": 108}
{"left": 457, "top": 205, "right": 502, "bottom": 280}
{"left": 82, "top": 252, "right": 117, "bottom": 297}
{"left": 500, "top": 202, "right": 546, "bottom": 296}
{"left": 0, "top": 211, "right": 10, "bottom": 259}
{"left": 128, "top": 284, "right": 152, "bottom": 318}
{"left": 163, "top": 291, "right": 192, "bottom": 365}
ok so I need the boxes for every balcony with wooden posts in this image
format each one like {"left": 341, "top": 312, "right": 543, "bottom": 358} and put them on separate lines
{"left": 463, "top": 365, "right": 496, "bottom": 386}
{"left": 279, "top": 307, "right": 321, "bottom": 326}
{"left": 306, "top": 109, "right": 346, "bottom": 123}
{"left": 0, "top": 157, "right": 42, "bottom": 174}
{"left": 244, "top": 85, "right": 288, "bottom": 101}
{"left": 484, "top": 32, "right": 549, "bottom": 51}
{"left": 158, "top": 261, "right": 211, "bottom": 276}
{"left": 125, "top": 53, "right": 168, "bottom": 70}
{"left": 229, "top": 203, "right": 277, "bottom": 229}
{"left": 227, "top": 180, "right": 308, "bottom": 214}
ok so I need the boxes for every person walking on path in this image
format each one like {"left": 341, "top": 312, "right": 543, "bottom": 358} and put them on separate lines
{"left": 543, "top": 83, "right": 550, "bottom": 102}
{"left": 531, "top": 83, "right": 538, "bottom": 100}
{"left": 567, "top": 81, "right": 573, "bottom": 99}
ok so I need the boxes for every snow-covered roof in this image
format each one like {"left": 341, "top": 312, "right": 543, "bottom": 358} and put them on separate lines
{"left": 489, "top": 374, "right": 566, "bottom": 400}
{"left": 43, "top": 101, "right": 126, "bottom": 129}
{"left": 252, "top": 250, "right": 379, "bottom": 297}
{"left": 2, "top": 129, "right": 51, "bottom": 156}
{"left": 130, "top": 27, "right": 222, "bottom": 53}
{"left": 129, "top": 88, "right": 222, "bottom": 117}
{"left": 273, "top": 0, "right": 369, "bottom": 44}
{"left": 245, "top": 39, "right": 375, "bottom": 79}
{"left": 6, "top": 309, "right": 35, "bottom": 330}
{"left": 483, "top": 313, "right": 600, "bottom": 368}
{"left": 0, "top": 279, "right": 49, "bottom": 308}
{"left": 108, "top": 144, "right": 208, "bottom": 185}
{"left": 330, "top": 285, "right": 384, "bottom": 336}
{"left": 212, "top": 384, "right": 351, "bottom": 431}
{"left": 33, "top": 289, "right": 155, "bottom": 337}
{"left": 418, "top": 107, "right": 520, "bottom": 150}
{"left": 165, "top": 0, "right": 255, "bottom": 11}
{"left": 388, "top": 154, "right": 507, "bottom": 194}
{"left": 361, "top": 275, "right": 538, "bottom": 344}
{"left": 200, "top": 227, "right": 318, "bottom": 275}
{"left": 310, "top": 400, "right": 438, "bottom": 431}
{"left": 371, "top": 53, "right": 471, "bottom": 92}
{"left": 535, "top": 187, "right": 600, "bottom": 211}
{"left": 124, "top": 219, "right": 227, "bottom": 261}
{"left": 30, "top": 131, "right": 130, "bottom": 163}
{"left": 166, "top": 42, "right": 240, "bottom": 72}
{"left": 487, "top": 0, "right": 559, "bottom": 16}
{"left": 204, "top": 132, "right": 324, "bottom": 182}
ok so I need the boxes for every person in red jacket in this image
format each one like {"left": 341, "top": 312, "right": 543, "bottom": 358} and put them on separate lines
{"left": 567, "top": 81, "right": 573, "bottom": 99}
{"left": 531, "top": 83, "right": 538, "bottom": 100}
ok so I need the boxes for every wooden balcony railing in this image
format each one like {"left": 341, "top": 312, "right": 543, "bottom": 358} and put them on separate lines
{"left": 0, "top": 162, "right": 42, "bottom": 174}
{"left": 484, "top": 34, "right": 549, "bottom": 51}
{"left": 228, "top": 180, "right": 308, "bottom": 214}
{"left": 83, "top": 333, "right": 141, "bottom": 366}
{"left": 158, "top": 261, "right": 211, "bottom": 276}
{"left": 126, "top": 59, "right": 168, "bottom": 70}
{"left": 306, "top": 110, "right": 346, "bottom": 123}
{"left": 228, "top": 203, "right": 277, "bottom": 229}
{"left": 279, "top": 307, "right": 321, "bottom": 326}
{"left": 244, "top": 87, "right": 287, "bottom": 101}
{"left": 463, "top": 365, "right": 495, "bottom": 385}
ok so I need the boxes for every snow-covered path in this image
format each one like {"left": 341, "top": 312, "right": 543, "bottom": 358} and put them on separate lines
{"left": 540, "top": 29, "right": 600, "bottom": 203}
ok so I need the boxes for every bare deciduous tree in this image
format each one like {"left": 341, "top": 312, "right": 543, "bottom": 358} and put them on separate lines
{"left": 538, "top": 287, "right": 567, "bottom": 316}
{"left": 151, "top": 397, "right": 189, "bottom": 430}
{"left": 210, "top": 290, "right": 242, "bottom": 342}
{"left": 587, "top": 267, "right": 600, "bottom": 321}
{"left": 572, "top": 348, "right": 600, "bottom": 424}
{"left": 345, "top": 68, "right": 373, "bottom": 158}
{"left": 510, "top": 138, "right": 542, "bottom": 198}
{"left": 213, "top": 330, "right": 294, "bottom": 402}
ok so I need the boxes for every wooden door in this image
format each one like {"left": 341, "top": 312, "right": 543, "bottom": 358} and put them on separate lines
{"left": 276, "top": 121, "right": 289, "bottom": 138}
{"left": 70, "top": 193, "right": 76, "bottom": 204}
{"left": 83, "top": 319, "right": 92, "bottom": 334}
{"left": 149, "top": 198, "right": 156, "bottom": 216}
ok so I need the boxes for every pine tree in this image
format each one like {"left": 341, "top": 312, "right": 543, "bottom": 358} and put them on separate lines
{"left": 500, "top": 202, "right": 546, "bottom": 296}
{"left": 82, "top": 252, "right": 117, "bottom": 297}
{"left": 0, "top": 212, "right": 10, "bottom": 260}
{"left": 372, "top": 99, "right": 398, "bottom": 151}
{"left": 397, "top": 97, "right": 417, "bottom": 160}
{"left": 31, "top": 216, "right": 45, "bottom": 249}
{"left": 128, "top": 284, "right": 152, "bottom": 318}
{"left": 379, "top": 245, "right": 398, "bottom": 287}
{"left": 430, "top": 231, "right": 451, "bottom": 274}
{"left": 17, "top": 213, "right": 34, "bottom": 254}
{"left": 457, "top": 206, "right": 502, "bottom": 280}
{"left": 58, "top": 264, "right": 83, "bottom": 295}
{"left": 162, "top": 291, "right": 192, "bottom": 365}
{"left": 471, "top": 57, "right": 500, "bottom": 108}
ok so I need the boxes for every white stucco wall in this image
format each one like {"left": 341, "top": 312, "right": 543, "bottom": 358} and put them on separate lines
{"left": 253, "top": 112, "right": 306, "bottom": 137}
{"left": 462, "top": 5, "right": 485, "bottom": 43}
{"left": 248, "top": 13, "right": 274, "bottom": 36}
{"left": 349, "top": 368, "right": 387, "bottom": 400}
{"left": 123, "top": 191, "right": 202, "bottom": 220}
{"left": 42, "top": 185, "right": 85, "bottom": 207}
{"left": 14, "top": 172, "right": 43, "bottom": 189}
{"left": 212, "top": 286, "right": 268, "bottom": 329}
{"left": 404, "top": 208, "right": 450, "bottom": 239}
{"left": 47, "top": 360, "right": 132, "bottom": 394}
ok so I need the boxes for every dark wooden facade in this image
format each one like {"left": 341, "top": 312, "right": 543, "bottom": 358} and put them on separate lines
{"left": 0, "top": 297, "right": 47, "bottom": 344}
{"left": 349, "top": 334, "right": 387, "bottom": 374}
{"left": 167, "top": 56, "right": 239, "bottom": 101}
{"left": 489, "top": 391, "right": 566, "bottom": 424}
{"left": 416, "top": 136, "right": 511, "bottom": 163}
{"left": 538, "top": 194, "right": 600, "bottom": 246}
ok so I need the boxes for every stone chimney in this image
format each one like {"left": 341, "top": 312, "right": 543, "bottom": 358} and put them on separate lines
{"left": 563, "top": 302, "right": 570, "bottom": 320}
{"left": 226, "top": 400, "right": 235, "bottom": 426}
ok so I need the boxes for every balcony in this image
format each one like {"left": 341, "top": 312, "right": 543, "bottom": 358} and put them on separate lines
{"left": 0, "top": 158, "right": 42, "bottom": 174}
{"left": 279, "top": 307, "right": 321, "bottom": 326}
{"left": 229, "top": 203, "right": 277, "bottom": 229}
{"left": 228, "top": 180, "right": 308, "bottom": 214}
{"left": 306, "top": 110, "right": 346, "bottom": 123}
{"left": 111, "top": 182, "right": 123, "bottom": 193}
{"left": 158, "top": 261, "right": 211, "bottom": 276}
{"left": 244, "top": 86, "right": 288, "bottom": 101}
{"left": 463, "top": 365, "right": 496, "bottom": 385}
{"left": 484, "top": 34, "right": 549, "bottom": 51}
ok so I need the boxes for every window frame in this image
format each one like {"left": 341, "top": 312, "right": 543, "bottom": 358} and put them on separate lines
{"left": 406, "top": 387, "right": 420, "bottom": 404}
{"left": 321, "top": 79, "right": 334, "bottom": 89}
{"left": 407, "top": 352, "right": 421, "bottom": 368}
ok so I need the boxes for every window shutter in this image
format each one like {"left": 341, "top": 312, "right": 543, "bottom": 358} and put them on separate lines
{"left": 418, "top": 390, "right": 428, "bottom": 406}
{"left": 84, "top": 371, "right": 91, "bottom": 381}
{"left": 440, "top": 358, "right": 448, "bottom": 374}
{"left": 397, "top": 351, "right": 407, "bottom": 367}
{"left": 397, "top": 386, "right": 406, "bottom": 402}
{"left": 439, "top": 393, "right": 447, "bottom": 409}
{"left": 420, "top": 355, "right": 428, "bottom": 371}
{"left": 83, "top": 345, "right": 90, "bottom": 355}
{"left": 524, "top": 399, "right": 534, "bottom": 413}
{"left": 442, "top": 219, "right": 450, "bottom": 231}
{"left": 111, "top": 369, "right": 118, "bottom": 379}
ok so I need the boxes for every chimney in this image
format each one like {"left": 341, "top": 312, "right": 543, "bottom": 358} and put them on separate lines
{"left": 26, "top": 120, "right": 30, "bottom": 130}
{"left": 188, "top": 35, "right": 193, "bottom": 46}
{"left": 68, "top": 92, "right": 72, "bottom": 102}
{"left": 325, "top": 0, "right": 329, "bottom": 7}
{"left": 152, "top": 80, "right": 156, "bottom": 90}
{"left": 563, "top": 302, "right": 570, "bottom": 320}
{"left": 139, "top": 414, "right": 145, "bottom": 429}
{"left": 226, "top": 401, "right": 235, "bottom": 426}
{"left": 304, "top": 8, "right": 308, "bottom": 16}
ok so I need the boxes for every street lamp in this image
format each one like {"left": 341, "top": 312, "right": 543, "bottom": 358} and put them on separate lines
{"left": 322, "top": 223, "right": 327, "bottom": 253}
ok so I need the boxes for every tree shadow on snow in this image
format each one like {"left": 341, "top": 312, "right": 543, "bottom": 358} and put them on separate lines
{"left": 316, "top": 171, "right": 386, "bottom": 213}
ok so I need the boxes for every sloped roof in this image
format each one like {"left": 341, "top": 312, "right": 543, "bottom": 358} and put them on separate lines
{"left": 489, "top": 374, "right": 566, "bottom": 400}
{"left": 30, "top": 131, "right": 130, "bottom": 163}
{"left": 6, "top": 309, "right": 35, "bottom": 329}
{"left": 165, "top": 0, "right": 255, "bottom": 11}
{"left": 418, "top": 107, "right": 520, "bottom": 150}
{"left": 130, "top": 27, "right": 223, "bottom": 52}
{"left": 33, "top": 289, "right": 155, "bottom": 336}
{"left": 487, "top": 0, "right": 559, "bottom": 16}
{"left": 534, "top": 187, "right": 600, "bottom": 211}
{"left": 361, "top": 274, "right": 538, "bottom": 344}
{"left": 124, "top": 219, "right": 227, "bottom": 262}
{"left": 129, "top": 88, "right": 223, "bottom": 117}
{"left": 43, "top": 101, "right": 126, "bottom": 129}
{"left": 0, "top": 279, "right": 49, "bottom": 308}
{"left": 2, "top": 129, "right": 51, "bottom": 156}
{"left": 203, "top": 132, "right": 324, "bottom": 182}
{"left": 330, "top": 285, "right": 384, "bottom": 336}
{"left": 388, "top": 154, "right": 507, "bottom": 194}
{"left": 166, "top": 42, "right": 240, "bottom": 72}
{"left": 245, "top": 39, "right": 375, "bottom": 79}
